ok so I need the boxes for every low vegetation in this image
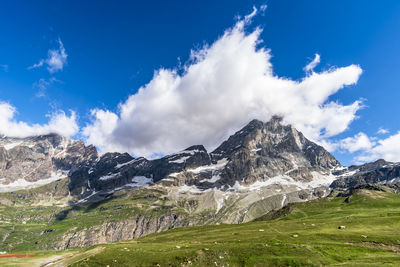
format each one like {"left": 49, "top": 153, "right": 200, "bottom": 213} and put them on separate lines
{"left": 1, "top": 187, "right": 399, "bottom": 266}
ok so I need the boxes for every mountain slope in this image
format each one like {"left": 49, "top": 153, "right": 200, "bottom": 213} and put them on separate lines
{"left": 3, "top": 186, "right": 400, "bottom": 266}
{"left": 0, "top": 134, "right": 97, "bottom": 192}
{"left": 0, "top": 116, "right": 341, "bottom": 201}
{"left": 332, "top": 159, "right": 400, "bottom": 189}
{"left": 0, "top": 117, "right": 399, "bottom": 251}
{"left": 168, "top": 116, "right": 340, "bottom": 191}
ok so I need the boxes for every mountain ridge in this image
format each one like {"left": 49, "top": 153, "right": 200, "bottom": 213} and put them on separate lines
{"left": 0, "top": 117, "right": 397, "bottom": 196}
{"left": 0, "top": 117, "right": 399, "bottom": 250}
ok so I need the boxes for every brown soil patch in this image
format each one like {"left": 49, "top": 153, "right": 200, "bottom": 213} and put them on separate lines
{"left": 0, "top": 253, "right": 36, "bottom": 258}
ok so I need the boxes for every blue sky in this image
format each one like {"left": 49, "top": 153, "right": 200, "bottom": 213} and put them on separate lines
{"left": 0, "top": 0, "right": 400, "bottom": 165}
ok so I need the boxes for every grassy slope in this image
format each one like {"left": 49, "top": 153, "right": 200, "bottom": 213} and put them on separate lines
{"left": 0, "top": 185, "right": 193, "bottom": 252}
{"left": 3, "top": 188, "right": 399, "bottom": 266}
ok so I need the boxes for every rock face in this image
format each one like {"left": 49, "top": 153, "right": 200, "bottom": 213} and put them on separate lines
{"left": 0, "top": 134, "right": 97, "bottom": 192}
{"left": 2, "top": 117, "right": 398, "bottom": 204}
{"left": 0, "top": 117, "right": 343, "bottom": 198}
{"left": 55, "top": 213, "right": 191, "bottom": 249}
{"left": 160, "top": 116, "right": 340, "bottom": 194}
{"left": 331, "top": 159, "right": 400, "bottom": 189}
{"left": 1, "top": 117, "right": 399, "bottom": 249}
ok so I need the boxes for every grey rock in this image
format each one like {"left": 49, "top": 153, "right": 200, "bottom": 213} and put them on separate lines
{"left": 330, "top": 159, "right": 400, "bottom": 189}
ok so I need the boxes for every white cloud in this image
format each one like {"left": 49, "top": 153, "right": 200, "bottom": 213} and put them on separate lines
{"left": 244, "top": 6, "right": 258, "bottom": 24}
{"left": 377, "top": 127, "right": 389, "bottom": 135}
{"left": 336, "top": 130, "right": 400, "bottom": 163}
{"left": 29, "top": 38, "right": 68, "bottom": 73}
{"left": 82, "top": 109, "right": 119, "bottom": 150}
{"left": 82, "top": 8, "right": 363, "bottom": 157}
{"left": 29, "top": 60, "right": 44, "bottom": 70}
{"left": 303, "top": 53, "right": 321, "bottom": 73}
{"left": 367, "top": 132, "right": 400, "bottom": 162}
{"left": 0, "top": 102, "right": 78, "bottom": 138}
{"left": 339, "top": 132, "right": 375, "bottom": 153}
{"left": 351, "top": 132, "right": 400, "bottom": 163}
{"left": 260, "top": 4, "right": 268, "bottom": 13}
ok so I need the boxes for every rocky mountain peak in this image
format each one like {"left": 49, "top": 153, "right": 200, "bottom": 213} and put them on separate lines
{"left": 0, "top": 118, "right": 341, "bottom": 198}
{"left": 211, "top": 116, "right": 338, "bottom": 167}
{"left": 159, "top": 117, "right": 341, "bottom": 193}
{"left": 0, "top": 133, "right": 98, "bottom": 192}
{"left": 265, "top": 114, "right": 284, "bottom": 128}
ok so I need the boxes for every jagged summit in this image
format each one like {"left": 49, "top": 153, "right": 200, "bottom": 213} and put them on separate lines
{"left": 211, "top": 116, "right": 339, "bottom": 169}
{"left": 1, "top": 121, "right": 399, "bottom": 250}
{"left": 0, "top": 117, "right": 341, "bottom": 195}
{"left": 1, "top": 117, "right": 399, "bottom": 229}
{"left": 0, "top": 133, "right": 98, "bottom": 192}
{"left": 2, "top": 116, "right": 397, "bottom": 207}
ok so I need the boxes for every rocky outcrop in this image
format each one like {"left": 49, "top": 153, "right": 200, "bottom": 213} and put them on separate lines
{"left": 0, "top": 117, "right": 343, "bottom": 201}
{"left": 164, "top": 116, "right": 340, "bottom": 192}
{"left": 54, "top": 213, "right": 197, "bottom": 249}
{"left": 0, "top": 134, "right": 98, "bottom": 192}
{"left": 1, "top": 117, "right": 400, "bottom": 251}
{"left": 331, "top": 159, "right": 400, "bottom": 189}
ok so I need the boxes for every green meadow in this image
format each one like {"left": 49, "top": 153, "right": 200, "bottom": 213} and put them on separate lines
{"left": 1, "top": 187, "right": 399, "bottom": 266}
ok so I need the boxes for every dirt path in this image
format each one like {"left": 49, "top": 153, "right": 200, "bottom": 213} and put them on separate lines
{"left": 39, "top": 246, "right": 105, "bottom": 267}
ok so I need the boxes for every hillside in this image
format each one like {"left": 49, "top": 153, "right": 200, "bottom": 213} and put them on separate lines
{"left": 0, "top": 118, "right": 399, "bottom": 253}
{"left": 1, "top": 186, "right": 399, "bottom": 266}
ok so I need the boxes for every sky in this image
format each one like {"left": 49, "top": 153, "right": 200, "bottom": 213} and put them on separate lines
{"left": 0, "top": 0, "right": 400, "bottom": 165}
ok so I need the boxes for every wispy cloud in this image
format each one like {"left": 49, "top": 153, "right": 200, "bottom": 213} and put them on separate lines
{"left": 29, "top": 38, "right": 68, "bottom": 73}
{"left": 377, "top": 127, "right": 389, "bottom": 135}
{"left": 29, "top": 60, "right": 44, "bottom": 70}
{"left": 260, "top": 4, "right": 268, "bottom": 13}
{"left": 304, "top": 53, "right": 321, "bottom": 73}
{"left": 33, "top": 77, "right": 61, "bottom": 98}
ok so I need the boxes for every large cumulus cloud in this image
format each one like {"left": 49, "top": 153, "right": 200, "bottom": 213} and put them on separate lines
{"left": 82, "top": 8, "right": 363, "bottom": 157}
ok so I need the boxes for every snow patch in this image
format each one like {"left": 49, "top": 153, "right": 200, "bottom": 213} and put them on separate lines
{"left": 200, "top": 174, "right": 221, "bottom": 183}
{"left": 162, "top": 178, "right": 175, "bottom": 182}
{"left": 77, "top": 190, "right": 97, "bottom": 204}
{"left": 131, "top": 176, "right": 153, "bottom": 187}
{"left": 338, "top": 169, "right": 359, "bottom": 177}
{"left": 170, "top": 149, "right": 203, "bottom": 157}
{"left": 178, "top": 185, "right": 211, "bottom": 194}
{"left": 115, "top": 159, "right": 137, "bottom": 169}
{"left": 227, "top": 171, "right": 336, "bottom": 192}
{"left": 281, "top": 194, "right": 287, "bottom": 207}
{"left": 189, "top": 158, "right": 228, "bottom": 174}
{"left": 99, "top": 172, "right": 120, "bottom": 181}
{"left": 169, "top": 156, "right": 190, "bottom": 164}
{"left": 3, "top": 141, "right": 22, "bottom": 150}
{"left": 0, "top": 171, "right": 67, "bottom": 192}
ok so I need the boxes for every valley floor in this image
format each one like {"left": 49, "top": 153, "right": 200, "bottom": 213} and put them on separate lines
{"left": 1, "top": 188, "right": 400, "bottom": 266}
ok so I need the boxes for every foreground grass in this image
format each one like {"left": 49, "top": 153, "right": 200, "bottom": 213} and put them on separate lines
{"left": 1, "top": 188, "right": 400, "bottom": 266}
{"left": 0, "top": 186, "right": 191, "bottom": 252}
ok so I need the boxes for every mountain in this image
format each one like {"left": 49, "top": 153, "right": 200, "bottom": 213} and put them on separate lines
{"left": 0, "top": 117, "right": 399, "bottom": 250}
{"left": 22, "top": 185, "right": 400, "bottom": 266}
{"left": 169, "top": 116, "right": 340, "bottom": 190}
{"left": 331, "top": 159, "right": 400, "bottom": 189}
{"left": 0, "top": 116, "right": 341, "bottom": 202}
{"left": 0, "top": 134, "right": 97, "bottom": 192}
